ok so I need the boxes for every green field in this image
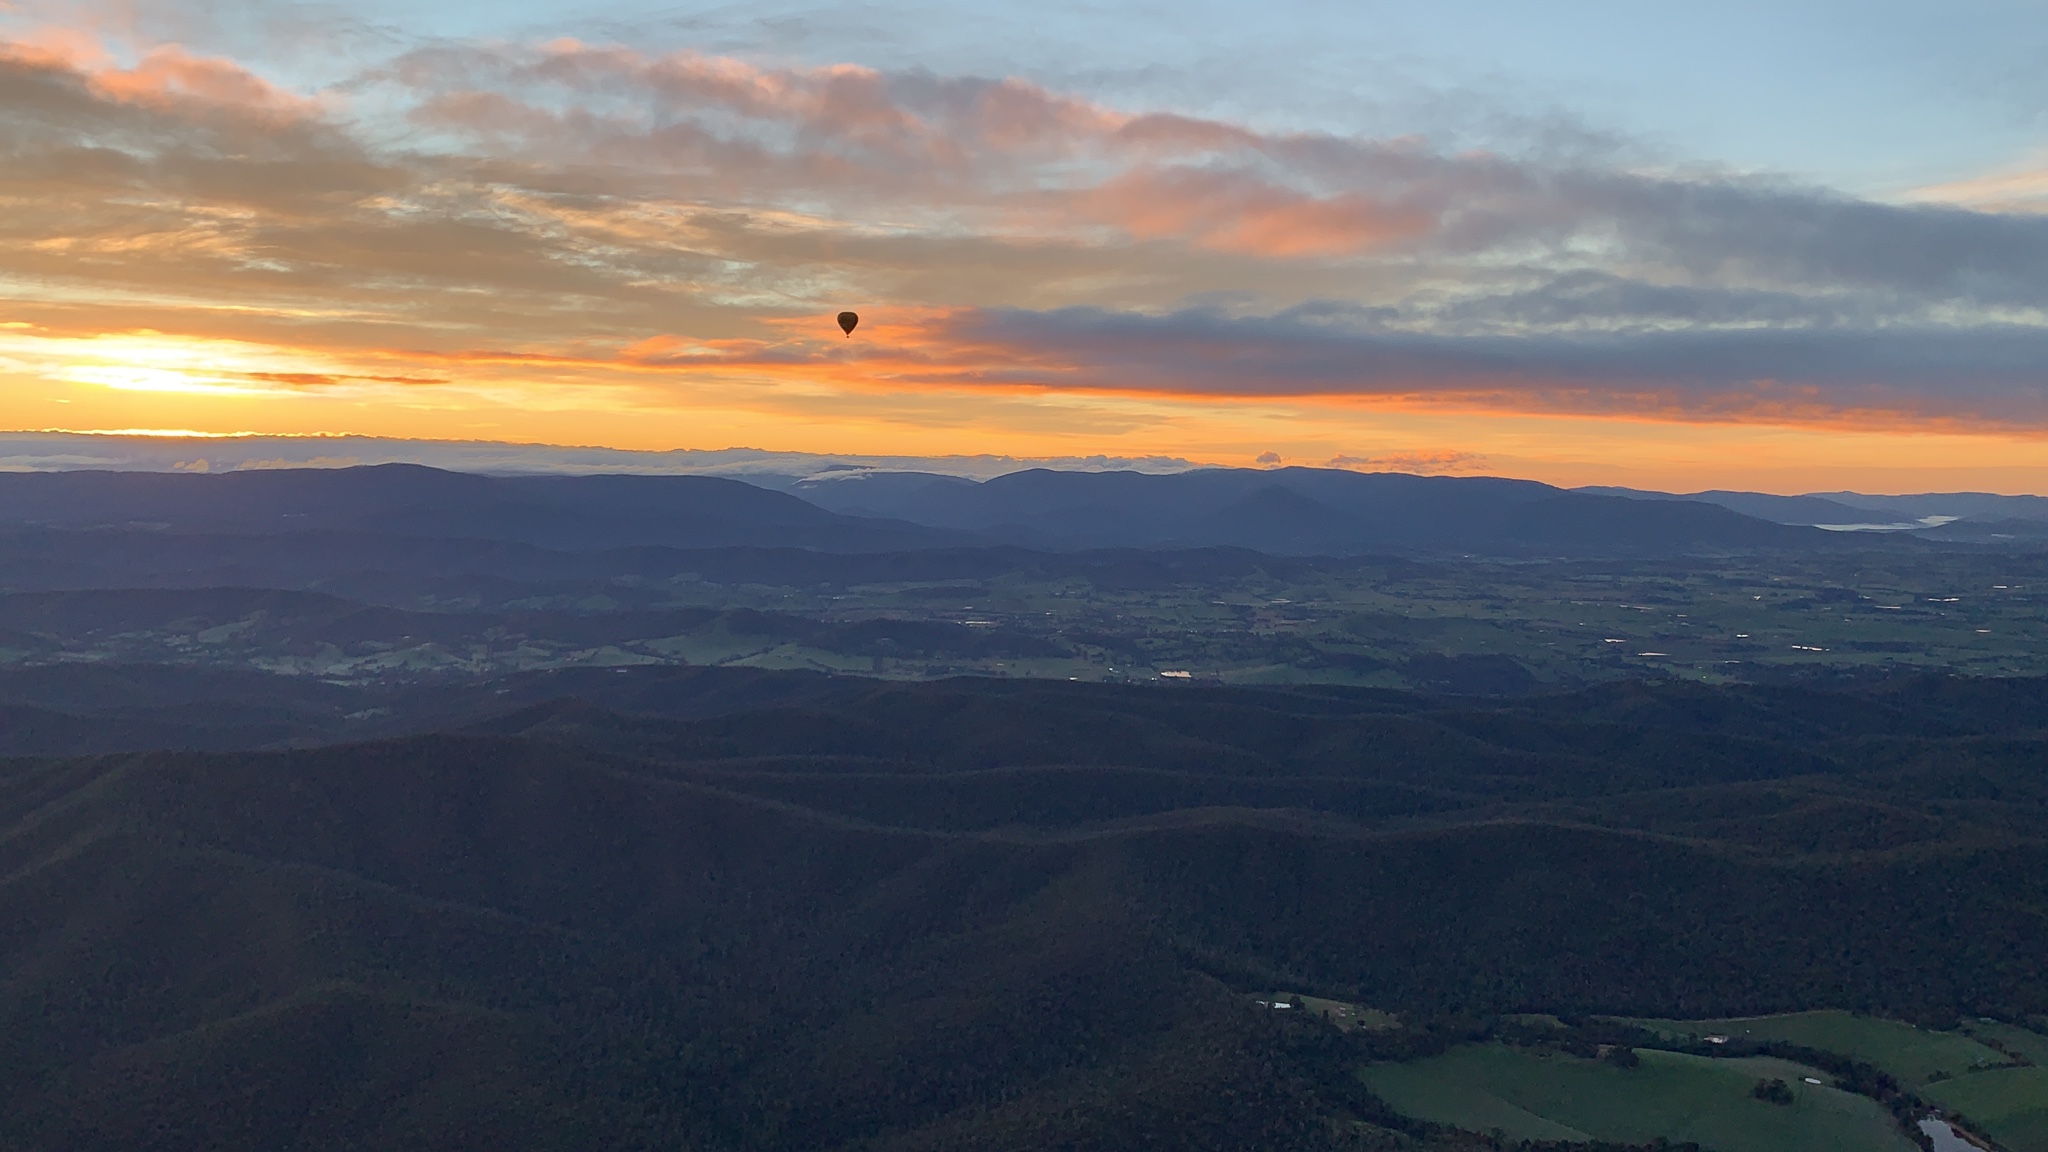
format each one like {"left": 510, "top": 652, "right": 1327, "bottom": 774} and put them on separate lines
{"left": 1363, "top": 1044, "right": 1917, "bottom": 1152}
{"left": 1961, "top": 1020, "right": 2048, "bottom": 1066}
{"left": 1631, "top": 1011, "right": 2048, "bottom": 1152}
{"left": 1923, "top": 1066, "right": 2048, "bottom": 1152}
{"left": 1631, "top": 1010, "right": 2009, "bottom": 1085}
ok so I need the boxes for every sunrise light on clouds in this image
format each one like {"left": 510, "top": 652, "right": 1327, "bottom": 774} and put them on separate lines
{"left": 3, "top": 0, "right": 2046, "bottom": 491}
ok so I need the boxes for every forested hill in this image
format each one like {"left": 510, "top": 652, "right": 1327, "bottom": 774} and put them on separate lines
{"left": 3, "top": 669, "right": 2045, "bottom": 1150}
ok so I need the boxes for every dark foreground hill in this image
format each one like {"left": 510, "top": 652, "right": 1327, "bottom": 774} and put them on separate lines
{"left": 3, "top": 668, "right": 2046, "bottom": 1150}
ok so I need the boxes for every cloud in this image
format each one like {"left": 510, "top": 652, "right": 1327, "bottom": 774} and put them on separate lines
{"left": 613, "top": 301, "right": 2048, "bottom": 428}
{"left": 1434, "top": 271, "right": 1865, "bottom": 330}
{"left": 380, "top": 38, "right": 2048, "bottom": 297}
{"left": 1329, "top": 451, "right": 1487, "bottom": 473}
{"left": 1075, "top": 167, "right": 1434, "bottom": 256}
{"left": 1909, "top": 161, "right": 2048, "bottom": 216}
{"left": 0, "top": 431, "right": 1202, "bottom": 477}
{"left": 2, "top": 28, "right": 2047, "bottom": 440}
{"left": 913, "top": 305, "right": 2048, "bottom": 427}
{"left": 0, "top": 33, "right": 324, "bottom": 126}
{"left": 89, "top": 45, "right": 322, "bottom": 120}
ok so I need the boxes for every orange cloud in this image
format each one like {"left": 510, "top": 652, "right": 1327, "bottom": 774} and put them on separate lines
{"left": 0, "top": 26, "right": 108, "bottom": 70}
{"left": 1081, "top": 168, "right": 1434, "bottom": 256}
{"left": 356, "top": 307, "right": 2048, "bottom": 439}
{"left": 1, "top": 33, "right": 320, "bottom": 122}
{"left": 91, "top": 45, "right": 321, "bottom": 120}
{"left": 9, "top": 319, "right": 2048, "bottom": 495}
{"left": 3, "top": 26, "right": 2048, "bottom": 494}
{"left": 1909, "top": 162, "right": 2048, "bottom": 215}
{"left": 1329, "top": 450, "right": 1488, "bottom": 473}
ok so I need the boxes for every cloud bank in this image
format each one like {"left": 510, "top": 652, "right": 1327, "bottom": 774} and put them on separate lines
{"left": 0, "top": 27, "right": 2044, "bottom": 445}
{"left": 0, "top": 431, "right": 1196, "bottom": 479}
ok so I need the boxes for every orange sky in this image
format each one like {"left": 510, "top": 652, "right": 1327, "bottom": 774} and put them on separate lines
{"left": 3, "top": 31, "right": 2047, "bottom": 493}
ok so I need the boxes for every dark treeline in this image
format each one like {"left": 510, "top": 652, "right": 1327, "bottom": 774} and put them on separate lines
{"left": 3, "top": 667, "right": 2046, "bottom": 1149}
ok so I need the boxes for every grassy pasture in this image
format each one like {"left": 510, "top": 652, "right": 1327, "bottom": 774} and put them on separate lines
{"left": 1630, "top": 1010, "right": 2008, "bottom": 1086}
{"left": 1961, "top": 1020, "right": 2048, "bottom": 1066}
{"left": 1629, "top": 1011, "right": 2048, "bottom": 1152}
{"left": 1923, "top": 1067, "right": 2048, "bottom": 1152}
{"left": 1362, "top": 1043, "right": 1915, "bottom": 1152}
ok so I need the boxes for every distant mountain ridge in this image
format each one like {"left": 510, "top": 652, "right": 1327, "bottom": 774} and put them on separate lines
{"left": 1584, "top": 484, "right": 2048, "bottom": 533}
{"left": 0, "top": 463, "right": 1954, "bottom": 558}
{"left": 0, "top": 463, "right": 959, "bottom": 552}
{"left": 786, "top": 466, "right": 1838, "bottom": 555}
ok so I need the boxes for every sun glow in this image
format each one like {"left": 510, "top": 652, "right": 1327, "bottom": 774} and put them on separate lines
{"left": 5, "top": 330, "right": 339, "bottom": 398}
{"left": 52, "top": 427, "right": 255, "bottom": 437}
{"left": 59, "top": 365, "right": 274, "bottom": 396}
{"left": 0, "top": 320, "right": 2045, "bottom": 493}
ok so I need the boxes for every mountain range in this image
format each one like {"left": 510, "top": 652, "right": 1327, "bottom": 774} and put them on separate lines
{"left": 786, "top": 468, "right": 2048, "bottom": 546}
{"left": 782, "top": 467, "right": 1837, "bottom": 553}
{"left": 0, "top": 465, "right": 949, "bottom": 552}
{"left": 2, "top": 459, "right": 2044, "bottom": 1151}
{"left": 0, "top": 463, "right": 1894, "bottom": 558}
{"left": 1583, "top": 485, "right": 2048, "bottom": 539}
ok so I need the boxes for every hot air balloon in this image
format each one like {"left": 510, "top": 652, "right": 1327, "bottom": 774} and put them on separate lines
{"left": 837, "top": 311, "right": 860, "bottom": 337}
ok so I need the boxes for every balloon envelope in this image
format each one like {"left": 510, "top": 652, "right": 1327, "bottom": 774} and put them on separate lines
{"left": 836, "top": 311, "right": 859, "bottom": 336}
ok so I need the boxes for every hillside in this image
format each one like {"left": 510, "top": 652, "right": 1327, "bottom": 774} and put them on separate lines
{"left": 4, "top": 669, "right": 2046, "bottom": 1150}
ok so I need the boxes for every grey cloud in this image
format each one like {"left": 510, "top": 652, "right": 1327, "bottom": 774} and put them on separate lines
{"left": 0, "top": 432, "right": 1200, "bottom": 478}
{"left": 0, "top": 53, "right": 753, "bottom": 344}
{"left": 1570, "top": 173, "right": 2048, "bottom": 305}
{"left": 1433, "top": 271, "right": 1874, "bottom": 330}
{"left": 7, "top": 34, "right": 2048, "bottom": 428}
{"left": 377, "top": 42, "right": 2048, "bottom": 310}
{"left": 946, "top": 304, "right": 2048, "bottom": 423}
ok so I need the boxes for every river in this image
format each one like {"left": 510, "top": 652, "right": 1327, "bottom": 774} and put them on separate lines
{"left": 1919, "top": 1118, "right": 1983, "bottom": 1152}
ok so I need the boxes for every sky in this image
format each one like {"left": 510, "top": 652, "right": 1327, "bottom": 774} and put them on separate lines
{"left": 2, "top": 0, "right": 2046, "bottom": 492}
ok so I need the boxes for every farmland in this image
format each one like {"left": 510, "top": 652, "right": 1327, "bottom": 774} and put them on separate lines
{"left": 7, "top": 548, "right": 2043, "bottom": 691}
{"left": 1924, "top": 1066, "right": 2048, "bottom": 1152}
{"left": 1361, "top": 1043, "right": 1916, "bottom": 1152}
{"left": 1631, "top": 1011, "right": 2048, "bottom": 1152}
{"left": 1631, "top": 1010, "right": 2010, "bottom": 1085}
{"left": 649, "top": 548, "right": 2048, "bottom": 688}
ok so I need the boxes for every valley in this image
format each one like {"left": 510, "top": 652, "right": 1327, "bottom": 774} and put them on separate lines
{"left": 1, "top": 547, "right": 2042, "bottom": 689}
{"left": 5, "top": 664, "right": 2046, "bottom": 1150}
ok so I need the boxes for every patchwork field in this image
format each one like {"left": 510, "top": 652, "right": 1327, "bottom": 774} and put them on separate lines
{"left": 1632, "top": 1010, "right": 2010, "bottom": 1084}
{"left": 1962, "top": 1020, "right": 2048, "bottom": 1066}
{"left": 7, "top": 549, "right": 2044, "bottom": 689}
{"left": 1631, "top": 1011, "right": 2048, "bottom": 1152}
{"left": 1923, "top": 1066, "right": 2048, "bottom": 1152}
{"left": 1361, "top": 1043, "right": 1916, "bottom": 1152}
